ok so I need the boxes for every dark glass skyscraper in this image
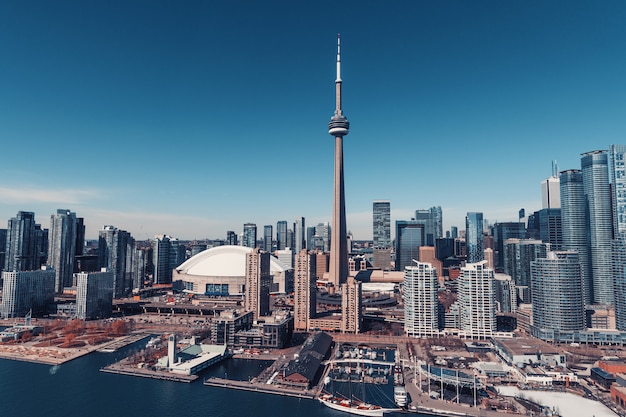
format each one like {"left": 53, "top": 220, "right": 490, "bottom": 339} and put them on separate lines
{"left": 414, "top": 206, "right": 442, "bottom": 246}
{"left": 243, "top": 223, "right": 257, "bottom": 248}
{"left": 276, "top": 221, "right": 288, "bottom": 250}
{"left": 263, "top": 225, "right": 273, "bottom": 253}
{"left": 5, "top": 211, "right": 44, "bottom": 272}
{"left": 465, "top": 212, "right": 484, "bottom": 263}
{"left": 395, "top": 220, "right": 424, "bottom": 272}
{"left": 372, "top": 200, "right": 391, "bottom": 248}
{"left": 48, "top": 209, "right": 78, "bottom": 293}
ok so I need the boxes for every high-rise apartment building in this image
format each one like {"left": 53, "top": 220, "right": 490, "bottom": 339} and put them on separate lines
{"left": 582, "top": 150, "right": 614, "bottom": 305}
{"left": 0, "top": 229, "right": 6, "bottom": 274}
{"left": 276, "top": 221, "right": 288, "bottom": 250}
{"left": 293, "top": 249, "right": 317, "bottom": 331}
{"left": 373, "top": 201, "right": 391, "bottom": 248}
{"left": 75, "top": 269, "right": 114, "bottom": 320}
{"left": 560, "top": 169, "right": 592, "bottom": 305}
{"left": 48, "top": 209, "right": 78, "bottom": 293}
{"left": 341, "top": 276, "right": 361, "bottom": 333}
{"left": 1, "top": 267, "right": 55, "bottom": 318}
{"left": 132, "top": 247, "right": 147, "bottom": 290}
{"left": 263, "top": 225, "right": 273, "bottom": 253}
{"left": 328, "top": 35, "right": 350, "bottom": 288}
{"left": 395, "top": 220, "right": 424, "bottom": 272}
{"left": 414, "top": 207, "right": 443, "bottom": 246}
{"left": 492, "top": 222, "right": 526, "bottom": 271}
{"left": 458, "top": 261, "right": 496, "bottom": 339}
{"left": 465, "top": 212, "right": 484, "bottom": 264}
{"left": 244, "top": 248, "right": 271, "bottom": 319}
{"left": 403, "top": 261, "right": 439, "bottom": 337}
{"left": 152, "top": 234, "right": 183, "bottom": 285}
{"left": 5, "top": 211, "right": 46, "bottom": 272}
{"left": 530, "top": 251, "right": 585, "bottom": 334}
{"left": 98, "top": 225, "right": 134, "bottom": 298}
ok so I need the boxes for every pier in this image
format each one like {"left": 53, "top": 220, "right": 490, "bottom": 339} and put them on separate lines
{"left": 101, "top": 364, "right": 198, "bottom": 382}
{"left": 204, "top": 377, "right": 316, "bottom": 399}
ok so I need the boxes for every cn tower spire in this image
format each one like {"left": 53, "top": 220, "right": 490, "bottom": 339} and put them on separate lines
{"left": 328, "top": 34, "right": 349, "bottom": 287}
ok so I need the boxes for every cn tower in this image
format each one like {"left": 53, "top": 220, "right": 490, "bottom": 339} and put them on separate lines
{"left": 328, "top": 34, "right": 349, "bottom": 288}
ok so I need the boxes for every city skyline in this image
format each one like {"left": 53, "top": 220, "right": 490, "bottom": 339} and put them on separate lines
{"left": 2, "top": 2, "right": 626, "bottom": 240}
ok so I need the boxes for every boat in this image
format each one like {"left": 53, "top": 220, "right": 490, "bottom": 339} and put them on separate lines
{"left": 318, "top": 393, "right": 394, "bottom": 417}
{"left": 393, "top": 386, "right": 408, "bottom": 408}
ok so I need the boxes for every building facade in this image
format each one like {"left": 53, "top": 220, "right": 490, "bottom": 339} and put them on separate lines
{"left": 341, "top": 276, "right": 361, "bottom": 333}
{"left": 5, "top": 211, "right": 47, "bottom": 272}
{"left": 243, "top": 223, "right": 257, "bottom": 248}
{"left": 1, "top": 267, "right": 55, "bottom": 318}
{"left": 98, "top": 225, "right": 134, "bottom": 298}
{"left": 373, "top": 200, "right": 391, "bottom": 249}
{"left": 403, "top": 261, "right": 439, "bottom": 337}
{"left": 75, "top": 269, "right": 114, "bottom": 320}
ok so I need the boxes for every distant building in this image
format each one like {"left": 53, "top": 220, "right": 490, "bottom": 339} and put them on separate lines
{"left": 276, "top": 221, "right": 288, "bottom": 250}
{"left": 541, "top": 168, "right": 561, "bottom": 209}
{"left": 242, "top": 223, "right": 257, "bottom": 248}
{"left": 226, "top": 230, "right": 238, "bottom": 246}
{"left": 503, "top": 238, "right": 547, "bottom": 302}
{"left": 494, "top": 273, "right": 517, "bottom": 313}
{"left": 263, "top": 225, "right": 273, "bottom": 253}
{"left": 403, "top": 261, "right": 439, "bottom": 337}
{"left": 294, "top": 217, "right": 305, "bottom": 252}
{"left": 414, "top": 206, "right": 443, "bottom": 246}
{"left": 1, "top": 267, "right": 55, "bottom": 318}
{"left": 372, "top": 200, "right": 391, "bottom": 249}
{"left": 152, "top": 234, "right": 184, "bottom": 285}
{"left": 293, "top": 250, "right": 316, "bottom": 331}
{"left": 492, "top": 221, "right": 526, "bottom": 271}
{"left": 458, "top": 261, "right": 496, "bottom": 339}
{"left": 395, "top": 220, "right": 424, "bottom": 271}
{"left": 75, "top": 269, "right": 114, "bottom": 320}
{"left": 610, "top": 144, "right": 626, "bottom": 234}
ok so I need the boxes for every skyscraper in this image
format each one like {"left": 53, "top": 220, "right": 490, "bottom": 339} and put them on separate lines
{"left": 98, "top": 225, "right": 134, "bottom": 298}
{"left": 48, "top": 209, "right": 78, "bottom": 293}
{"left": 276, "top": 221, "right": 288, "bottom": 250}
{"left": 152, "top": 234, "right": 183, "bottom": 285}
{"left": 293, "top": 249, "right": 316, "bottom": 331}
{"left": 5, "top": 211, "right": 44, "bottom": 272}
{"left": 372, "top": 200, "right": 391, "bottom": 248}
{"left": 503, "top": 238, "right": 547, "bottom": 303}
{"left": 395, "top": 220, "right": 425, "bottom": 272}
{"left": 328, "top": 34, "right": 350, "bottom": 288}
{"left": 581, "top": 150, "right": 613, "bottom": 305}
{"left": 243, "top": 223, "right": 257, "bottom": 248}
{"left": 263, "top": 225, "right": 273, "bottom": 253}
{"left": 458, "top": 261, "right": 496, "bottom": 339}
{"left": 492, "top": 221, "right": 526, "bottom": 271}
{"left": 560, "top": 169, "right": 592, "bottom": 304}
{"left": 530, "top": 251, "right": 585, "bottom": 334}
{"left": 613, "top": 234, "right": 626, "bottom": 330}
{"left": 226, "top": 230, "right": 238, "bottom": 246}
{"left": 403, "top": 261, "right": 439, "bottom": 337}
{"left": 465, "top": 212, "right": 484, "bottom": 263}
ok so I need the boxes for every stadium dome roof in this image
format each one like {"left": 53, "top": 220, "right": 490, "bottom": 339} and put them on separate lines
{"left": 175, "top": 245, "right": 289, "bottom": 277}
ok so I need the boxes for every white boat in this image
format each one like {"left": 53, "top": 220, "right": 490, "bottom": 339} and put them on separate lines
{"left": 393, "top": 386, "right": 407, "bottom": 408}
{"left": 318, "top": 393, "right": 394, "bottom": 417}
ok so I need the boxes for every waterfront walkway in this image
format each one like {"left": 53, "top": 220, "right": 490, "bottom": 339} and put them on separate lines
{"left": 204, "top": 377, "right": 316, "bottom": 399}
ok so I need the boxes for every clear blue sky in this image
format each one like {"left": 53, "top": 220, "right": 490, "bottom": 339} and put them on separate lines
{"left": 1, "top": 1, "right": 626, "bottom": 240}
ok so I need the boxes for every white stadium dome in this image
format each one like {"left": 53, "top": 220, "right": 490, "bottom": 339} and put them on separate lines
{"left": 173, "top": 245, "right": 292, "bottom": 296}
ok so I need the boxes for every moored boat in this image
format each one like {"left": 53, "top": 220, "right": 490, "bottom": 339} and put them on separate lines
{"left": 318, "top": 393, "right": 396, "bottom": 417}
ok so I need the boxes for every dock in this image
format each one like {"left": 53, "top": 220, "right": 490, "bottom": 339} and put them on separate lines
{"left": 96, "top": 333, "right": 150, "bottom": 353}
{"left": 204, "top": 377, "right": 316, "bottom": 399}
{"left": 101, "top": 363, "right": 198, "bottom": 382}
